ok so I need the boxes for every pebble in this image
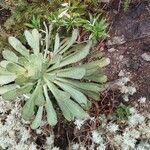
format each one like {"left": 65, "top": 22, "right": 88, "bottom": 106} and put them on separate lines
{"left": 119, "top": 55, "right": 124, "bottom": 60}
{"left": 138, "top": 97, "right": 146, "bottom": 104}
{"left": 141, "top": 53, "right": 150, "bottom": 61}
{"left": 108, "top": 48, "right": 116, "bottom": 53}
{"left": 107, "top": 35, "right": 126, "bottom": 46}
{"left": 118, "top": 70, "right": 124, "bottom": 77}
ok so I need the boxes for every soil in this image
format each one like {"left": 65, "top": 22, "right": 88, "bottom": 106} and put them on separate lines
{"left": 0, "top": 6, "right": 11, "bottom": 24}
{"left": 105, "top": 0, "right": 150, "bottom": 103}
{"left": 0, "top": 0, "right": 150, "bottom": 150}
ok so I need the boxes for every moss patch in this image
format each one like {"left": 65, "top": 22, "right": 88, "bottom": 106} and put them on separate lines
{"left": 0, "top": 0, "right": 63, "bottom": 51}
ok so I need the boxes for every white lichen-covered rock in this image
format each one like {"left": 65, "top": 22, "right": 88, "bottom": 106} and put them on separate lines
{"left": 0, "top": 97, "right": 57, "bottom": 150}
{"left": 106, "top": 123, "right": 119, "bottom": 133}
{"left": 138, "top": 97, "right": 146, "bottom": 103}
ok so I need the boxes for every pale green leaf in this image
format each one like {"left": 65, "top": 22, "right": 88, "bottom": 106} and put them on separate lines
{"left": 0, "top": 60, "right": 9, "bottom": 68}
{"left": 2, "top": 50, "right": 18, "bottom": 63}
{"left": 44, "top": 73, "right": 56, "bottom": 82}
{"left": 45, "top": 78, "right": 72, "bottom": 120}
{"left": 0, "top": 66, "right": 12, "bottom": 74}
{"left": 18, "top": 57, "right": 29, "bottom": 67}
{"left": 50, "top": 54, "right": 62, "bottom": 65}
{"left": 56, "top": 67, "right": 86, "bottom": 79}
{"left": 15, "top": 75, "right": 30, "bottom": 85}
{"left": 59, "top": 29, "right": 78, "bottom": 54}
{"left": 57, "top": 78, "right": 102, "bottom": 93}
{"left": 22, "top": 96, "right": 35, "bottom": 120}
{"left": 32, "top": 29, "right": 40, "bottom": 54}
{"left": 21, "top": 82, "right": 40, "bottom": 120}
{"left": 84, "top": 67, "right": 99, "bottom": 76}
{"left": 45, "top": 78, "right": 70, "bottom": 100}
{"left": 57, "top": 96, "right": 88, "bottom": 120}
{"left": 84, "top": 74, "right": 107, "bottom": 83}
{"left": 45, "top": 79, "right": 88, "bottom": 120}
{"left": 0, "top": 74, "right": 16, "bottom": 85}
{"left": 6, "top": 63, "right": 26, "bottom": 75}
{"left": 0, "top": 84, "right": 18, "bottom": 95}
{"left": 43, "top": 85, "right": 57, "bottom": 126}
{"left": 81, "top": 57, "right": 110, "bottom": 70}
{"left": 8, "top": 37, "right": 29, "bottom": 57}
{"left": 59, "top": 41, "right": 92, "bottom": 68}
{"left": 24, "top": 29, "right": 40, "bottom": 55}
{"left": 54, "top": 33, "right": 60, "bottom": 53}
{"left": 63, "top": 43, "right": 86, "bottom": 57}
{"left": 34, "top": 86, "right": 45, "bottom": 106}
{"left": 31, "top": 106, "right": 43, "bottom": 129}
{"left": 54, "top": 80, "right": 88, "bottom": 107}
{"left": 2, "top": 83, "right": 33, "bottom": 101}
{"left": 79, "top": 89, "right": 100, "bottom": 101}
{"left": 47, "top": 54, "right": 63, "bottom": 72}
{"left": 28, "top": 54, "right": 43, "bottom": 78}
{"left": 54, "top": 38, "right": 68, "bottom": 55}
{"left": 52, "top": 84, "right": 89, "bottom": 120}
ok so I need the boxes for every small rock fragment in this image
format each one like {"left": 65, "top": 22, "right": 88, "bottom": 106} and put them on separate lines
{"left": 128, "top": 86, "right": 136, "bottom": 95}
{"left": 118, "top": 70, "right": 124, "bottom": 77}
{"left": 107, "top": 35, "right": 126, "bottom": 46}
{"left": 108, "top": 48, "right": 116, "bottom": 53}
{"left": 138, "top": 97, "right": 146, "bottom": 103}
{"left": 119, "top": 55, "right": 124, "bottom": 60}
{"left": 122, "top": 94, "right": 129, "bottom": 102}
{"left": 141, "top": 53, "right": 150, "bottom": 61}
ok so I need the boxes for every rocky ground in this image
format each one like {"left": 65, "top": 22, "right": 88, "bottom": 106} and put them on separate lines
{"left": 0, "top": 0, "right": 150, "bottom": 150}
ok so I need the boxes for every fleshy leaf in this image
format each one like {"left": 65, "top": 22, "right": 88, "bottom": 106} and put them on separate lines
{"left": 59, "top": 41, "right": 92, "bottom": 67}
{"left": 0, "top": 60, "right": 9, "bottom": 68}
{"left": 28, "top": 54, "right": 43, "bottom": 78}
{"left": 18, "top": 57, "right": 29, "bottom": 67}
{"left": 56, "top": 95, "right": 88, "bottom": 120}
{"left": 34, "top": 86, "right": 45, "bottom": 106}
{"left": 6, "top": 63, "right": 26, "bottom": 75}
{"left": 57, "top": 78, "right": 102, "bottom": 93}
{"left": 22, "top": 96, "right": 35, "bottom": 121}
{"left": 0, "top": 84, "right": 18, "bottom": 95}
{"left": 54, "top": 80, "right": 88, "bottom": 107}
{"left": 56, "top": 67, "right": 86, "bottom": 79}
{"left": 0, "top": 66, "right": 7, "bottom": 74}
{"left": 32, "top": 29, "right": 40, "bottom": 54}
{"left": 84, "top": 74, "right": 107, "bottom": 83}
{"left": 45, "top": 79, "right": 88, "bottom": 120}
{"left": 24, "top": 29, "right": 40, "bottom": 55}
{"left": 43, "top": 85, "right": 57, "bottom": 126}
{"left": 31, "top": 106, "right": 43, "bottom": 129}
{"left": 0, "top": 74, "right": 16, "bottom": 85}
{"left": 8, "top": 37, "right": 29, "bottom": 57}
{"left": 79, "top": 89, "right": 100, "bottom": 101}
{"left": 2, "top": 83, "right": 33, "bottom": 101}
{"left": 54, "top": 33, "right": 60, "bottom": 53}
{"left": 22, "top": 83, "right": 40, "bottom": 120}
{"left": 2, "top": 50, "right": 18, "bottom": 63}
{"left": 81, "top": 57, "right": 110, "bottom": 70}
{"left": 15, "top": 75, "right": 30, "bottom": 85}
{"left": 59, "top": 29, "right": 78, "bottom": 54}
{"left": 47, "top": 54, "right": 63, "bottom": 72}
{"left": 45, "top": 78, "right": 72, "bottom": 120}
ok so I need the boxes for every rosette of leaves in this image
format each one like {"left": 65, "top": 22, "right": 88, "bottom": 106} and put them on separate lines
{"left": 83, "top": 14, "right": 108, "bottom": 41}
{"left": 0, "top": 26, "right": 110, "bottom": 129}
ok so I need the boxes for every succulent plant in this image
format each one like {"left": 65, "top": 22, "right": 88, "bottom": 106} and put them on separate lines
{"left": 0, "top": 25, "right": 110, "bottom": 129}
